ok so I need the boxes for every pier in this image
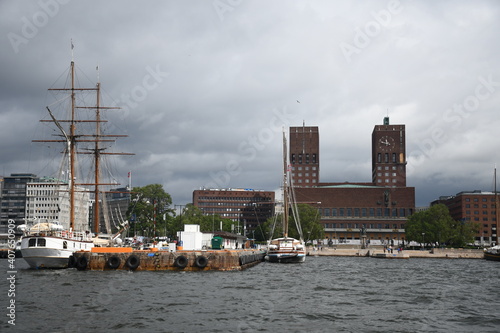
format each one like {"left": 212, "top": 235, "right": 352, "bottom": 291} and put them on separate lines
{"left": 307, "top": 246, "right": 485, "bottom": 259}
{"left": 71, "top": 247, "right": 265, "bottom": 271}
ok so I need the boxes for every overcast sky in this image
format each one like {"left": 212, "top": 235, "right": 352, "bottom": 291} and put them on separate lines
{"left": 1, "top": 0, "right": 500, "bottom": 207}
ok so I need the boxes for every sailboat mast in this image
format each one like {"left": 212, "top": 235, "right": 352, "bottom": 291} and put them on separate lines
{"left": 283, "top": 131, "right": 289, "bottom": 238}
{"left": 94, "top": 82, "right": 101, "bottom": 233}
{"left": 69, "top": 61, "right": 76, "bottom": 231}
{"left": 496, "top": 167, "right": 499, "bottom": 246}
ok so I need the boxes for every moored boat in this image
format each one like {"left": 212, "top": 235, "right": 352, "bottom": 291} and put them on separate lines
{"left": 19, "top": 222, "right": 93, "bottom": 268}
{"left": 265, "top": 130, "right": 306, "bottom": 263}
{"left": 19, "top": 47, "right": 130, "bottom": 268}
{"left": 484, "top": 245, "right": 500, "bottom": 261}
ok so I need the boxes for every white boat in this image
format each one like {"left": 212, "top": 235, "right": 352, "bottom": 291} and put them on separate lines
{"left": 484, "top": 245, "right": 500, "bottom": 261}
{"left": 19, "top": 51, "right": 131, "bottom": 268}
{"left": 265, "top": 131, "right": 306, "bottom": 263}
{"left": 19, "top": 222, "right": 93, "bottom": 269}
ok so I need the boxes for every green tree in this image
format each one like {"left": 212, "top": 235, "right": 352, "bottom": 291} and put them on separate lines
{"left": 127, "top": 184, "right": 173, "bottom": 238}
{"left": 260, "top": 204, "right": 323, "bottom": 242}
{"left": 405, "top": 204, "right": 479, "bottom": 247}
{"left": 290, "top": 204, "right": 324, "bottom": 242}
{"left": 171, "top": 204, "right": 236, "bottom": 236}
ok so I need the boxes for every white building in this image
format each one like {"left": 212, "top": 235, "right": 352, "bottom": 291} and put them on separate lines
{"left": 25, "top": 178, "right": 90, "bottom": 231}
{"left": 177, "top": 224, "right": 203, "bottom": 250}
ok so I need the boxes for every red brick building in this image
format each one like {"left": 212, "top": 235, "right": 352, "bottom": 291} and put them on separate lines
{"left": 432, "top": 191, "right": 499, "bottom": 246}
{"left": 192, "top": 189, "right": 274, "bottom": 235}
{"left": 290, "top": 125, "right": 319, "bottom": 186}
{"left": 293, "top": 117, "right": 415, "bottom": 244}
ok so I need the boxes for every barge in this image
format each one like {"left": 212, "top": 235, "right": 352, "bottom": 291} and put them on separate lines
{"left": 71, "top": 247, "right": 265, "bottom": 271}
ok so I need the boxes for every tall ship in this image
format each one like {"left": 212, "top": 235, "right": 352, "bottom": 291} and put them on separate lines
{"left": 19, "top": 51, "right": 132, "bottom": 268}
{"left": 265, "top": 131, "right": 306, "bottom": 263}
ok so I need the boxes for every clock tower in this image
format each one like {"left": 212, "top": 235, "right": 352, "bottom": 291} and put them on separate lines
{"left": 372, "top": 117, "right": 406, "bottom": 187}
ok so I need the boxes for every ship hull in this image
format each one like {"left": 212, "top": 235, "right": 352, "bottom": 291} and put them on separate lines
{"left": 265, "top": 251, "right": 306, "bottom": 263}
{"left": 21, "top": 235, "right": 93, "bottom": 269}
{"left": 484, "top": 252, "right": 500, "bottom": 261}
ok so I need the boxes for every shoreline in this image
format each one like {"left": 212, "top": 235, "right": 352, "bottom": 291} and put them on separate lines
{"left": 307, "top": 247, "right": 485, "bottom": 259}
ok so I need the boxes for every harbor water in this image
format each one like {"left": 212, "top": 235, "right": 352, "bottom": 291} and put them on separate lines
{"left": 1, "top": 256, "right": 499, "bottom": 333}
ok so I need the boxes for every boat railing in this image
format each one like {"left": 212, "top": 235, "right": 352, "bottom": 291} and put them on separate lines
{"left": 28, "top": 230, "right": 93, "bottom": 241}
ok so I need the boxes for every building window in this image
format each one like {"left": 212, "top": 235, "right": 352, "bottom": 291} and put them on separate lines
{"left": 377, "top": 153, "right": 381, "bottom": 163}
{"left": 339, "top": 208, "right": 344, "bottom": 216}
{"left": 332, "top": 208, "right": 337, "bottom": 216}
{"left": 312, "top": 154, "right": 317, "bottom": 164}
{"left": 392, "top": 153, "right": 396, "bottom": 163}
{"left": 384, "top": 153, "right": 389, "bottom": 163}
{"left": 369, "top": 208, "right": 375, "bottom": 216}
{"left": 347, "top": 208, "right": 352, "bottom": 217}
{"left": 362, "top": 208, "right": 367, "bottom": 217}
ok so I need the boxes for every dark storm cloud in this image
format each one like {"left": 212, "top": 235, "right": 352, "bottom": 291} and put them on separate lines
{"left": 1, "top": 0, "right": 500, "bottom": 206}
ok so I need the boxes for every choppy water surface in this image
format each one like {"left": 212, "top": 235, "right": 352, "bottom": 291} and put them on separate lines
{"left": 1, "top": 256, "right": 499, "bottom": 332}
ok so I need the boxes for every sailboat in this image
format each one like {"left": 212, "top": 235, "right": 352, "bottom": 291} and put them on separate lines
{"left": 484, "top": 166, "right": 500, "bottom": 261}
{"left": 19, "top": 53, "right": 131, "bottom": 268}
{"left": 265, "top": 131, "right": 306, "bottom": 263}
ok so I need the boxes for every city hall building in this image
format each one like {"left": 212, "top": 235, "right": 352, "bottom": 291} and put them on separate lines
{"left": 293, "top": 117, "right": 415, "bottom": 244}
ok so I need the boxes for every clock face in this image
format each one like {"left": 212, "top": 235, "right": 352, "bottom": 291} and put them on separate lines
{"left": 378, "top": 136, "right": 395, "bottom": 151}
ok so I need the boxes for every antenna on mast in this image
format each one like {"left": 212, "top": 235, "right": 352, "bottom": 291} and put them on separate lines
{"left": 70, "top": 39, "right": 74, "bottom": 61}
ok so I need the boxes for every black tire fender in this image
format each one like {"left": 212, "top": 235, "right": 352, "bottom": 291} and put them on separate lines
{"left": 195, "top": 255, "right": 208, "bottom": 268}
{"left": 174, "top": 255, "right": 188, "bottom": 269}
{"left": 125, "top": 255, "right": 140, "bottom": 270}
{"left": 76, "top": 256, "right": 88, "bottom": 271}
{"left": 107, "top": 256, "right": 121, "bottom": 269}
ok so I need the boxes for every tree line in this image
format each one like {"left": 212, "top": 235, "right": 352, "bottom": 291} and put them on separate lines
{"left": 125, "top": 184, "right": 324, "bottom": 242}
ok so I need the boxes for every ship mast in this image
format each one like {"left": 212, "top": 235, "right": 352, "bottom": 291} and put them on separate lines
{"left": 283, "top": 130, "right": 289, "bottom": 238}
{"left": 35, "top": 58, "right": 133, "bottom": 233}
{"left": 77, "top": 78, "right": 133, "bottom": 234}
{"left": 69, "top": 61, "right": 76, "bottom": 230}
{"left": 496, "top": 166, "right": 499, "bottom": 246}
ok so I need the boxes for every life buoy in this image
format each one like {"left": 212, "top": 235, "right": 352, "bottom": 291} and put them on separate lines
{"left": 68, "top": 255, "right": 77, "bottom": 268}
{"left": 76, "top": 256, "right": 88, "bottom": 271}
{"left": 107, "top": 256, "right": 121, "bottom": 269}
{"left": 195, "top": 255, "right": 208, "bottom": 268}
{"left": 174, "top": 255, "right": 188, "bottom": 269}
{"left": 125, "top": 255, "right": 140, "bottom": 270}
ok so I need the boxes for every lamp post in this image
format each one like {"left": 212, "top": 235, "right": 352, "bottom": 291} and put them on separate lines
{"left": 422, "top": 232, "right": 425, "bottom": 251}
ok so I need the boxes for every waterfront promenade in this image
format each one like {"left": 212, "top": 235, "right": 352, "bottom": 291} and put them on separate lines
{"left": 307, "top": 245, "right": 485, "bottom": 259}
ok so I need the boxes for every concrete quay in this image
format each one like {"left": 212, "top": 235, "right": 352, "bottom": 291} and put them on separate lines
{"left": 307, "top": 246, "right": 485, "bottom": 259}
